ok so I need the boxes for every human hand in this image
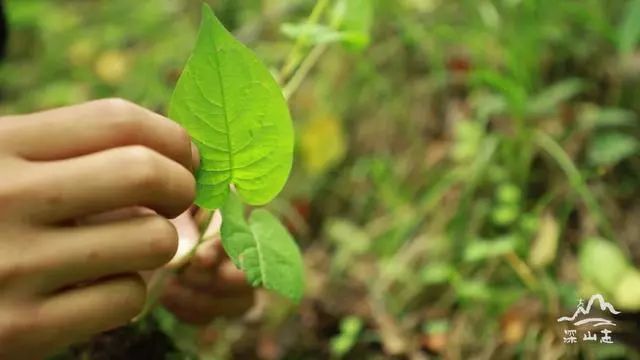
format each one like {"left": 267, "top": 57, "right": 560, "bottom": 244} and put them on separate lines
{"left": 162, "top": 237, "right": 255, "bottom": 325}
{"left": 0, "top": 99, "right": 196, "bottom": 359}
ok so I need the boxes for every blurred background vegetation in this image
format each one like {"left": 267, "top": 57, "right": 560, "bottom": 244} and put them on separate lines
{"left": 1, "top": 0, "right": 640, "bottom": 359}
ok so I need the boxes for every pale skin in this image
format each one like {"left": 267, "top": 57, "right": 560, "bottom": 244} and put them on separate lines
{"left": 0, "top": 99, "right": 253, "bottom": 359}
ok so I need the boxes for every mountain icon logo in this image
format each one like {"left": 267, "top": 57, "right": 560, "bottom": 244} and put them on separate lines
{"left": 557, "top": 294, "right": 620, "bottom": 327}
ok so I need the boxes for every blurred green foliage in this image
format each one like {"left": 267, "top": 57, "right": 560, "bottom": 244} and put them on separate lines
{"left": 2, "top": 0, "right": 640, "bottom": 359}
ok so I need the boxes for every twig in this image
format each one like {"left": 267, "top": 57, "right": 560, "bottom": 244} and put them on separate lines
{"left": 283, "top": 43, "right": 328, "bottom": 100}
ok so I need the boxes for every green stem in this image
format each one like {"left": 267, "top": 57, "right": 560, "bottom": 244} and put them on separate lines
{"left": 279, "top": 0, "right": 332, "bottom": 82}
{"left": 283, "top": 43, "right": 328, "bottom": 100}
{"left": 534, "top": 130, "right": 615, "bottom": 241}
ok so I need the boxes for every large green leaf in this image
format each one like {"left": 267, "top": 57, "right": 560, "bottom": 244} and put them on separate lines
{"left": 170, "top": 5, "right": 294, "bottom": 209}
{"left": 220, "top": 193, "right": 304, "bottom": 302}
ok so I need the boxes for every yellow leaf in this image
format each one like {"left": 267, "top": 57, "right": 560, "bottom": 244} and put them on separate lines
{"left": 299, "top": 114, "right": 346, "bottom": 176}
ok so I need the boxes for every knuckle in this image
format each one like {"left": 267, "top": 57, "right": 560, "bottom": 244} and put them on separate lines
{"left": 144, "top": 216, "right": 179, "bottom": 263}
{"left": 97, "top": 98, "right": 137, "bottom": 118}
{"left": 98, "top": 98, "right": 144, "bottom": 140}
{"left": 123, "top": 146, "right": 163, "bottom": 190}
{"left": 115, "top": 275, "right": 147, "bottom": 320}
{"left": 175, "top": 126, "right": 191, "bottom": 150}
{"left": 0, "top": 260, "right": 29, "bottom": 288}
{"left": 163, "top": 177, "right": 195, "bottom": 219}
{"left": 170, "top": 126, "right": 193, "bottom": 169}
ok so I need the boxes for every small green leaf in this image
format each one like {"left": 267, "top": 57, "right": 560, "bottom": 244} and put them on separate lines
{"left": 527, "top": 79, "right": 584, "bottom": 116}
{"left": 463, "top": 236, "right": 516, "bottom": 262}
{"left": 330, "top": 316, "right": 363, "bottom": 358}
{"left": 614, "top": 269, "right": 640, "bottom": 310}
{"left": 618, "top": 0, "right": 640, "bottom": 54}
{"left": 496, "top": 183, "right": 521, "bottom": 205}
{"left": 588, "top": 132, "right": 639, "bottom": 167}
{"left": 170, "top": 5, "right": 294, "bottom": 209}
{"left": 420, "top": 262, "right": 456, "bottom": 285}
{"left": 280, "top": 23, "right": 346, "bottom": 45}
{"left": 579, "top": 106, "right": 637, "bottom": 129}
{"left": 471, "top": 70, "right": 527, "bottom": 116}
{"left": 331, "top": 0, "right": 373, "bottom": 50}
{"left": 579, "top": 237, "right": 631, "bottom": 295}
{"left": 455, "top": 280, "right": 492, "bottom": 302}
{"left": 220, "top": 193, "right": 304, "bottom": 302}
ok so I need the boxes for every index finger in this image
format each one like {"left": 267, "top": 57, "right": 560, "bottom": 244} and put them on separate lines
{"left": 0, "top": 98, "right": 194, "bottom": 172}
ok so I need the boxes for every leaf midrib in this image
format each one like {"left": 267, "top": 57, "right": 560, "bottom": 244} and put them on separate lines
{"left": 253, "top": 218, "right": 268, "bottom": 289}
{"left": 238, "top": 221, "right": 268, "bottom": 288}
{"left": 211, "top": 42, "right": 234, "bottom": 180}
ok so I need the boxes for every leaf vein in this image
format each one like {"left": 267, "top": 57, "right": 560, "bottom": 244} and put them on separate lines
{"left": 210, "top": 44, "right": 234, "bottom": 181}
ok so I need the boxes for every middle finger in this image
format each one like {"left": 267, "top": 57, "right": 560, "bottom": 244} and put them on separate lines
{"left": 24, "top": 215, "right": 178, "bottom": 294}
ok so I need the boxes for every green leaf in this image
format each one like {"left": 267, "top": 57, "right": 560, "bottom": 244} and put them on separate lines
{"left": 618, "top": 0, "right": 640, "bottom": 54}
{"left": 170, "top": 5, "right": 294, "bottom": 209}
{"left": 579, "top": 237, "right": 631, "bottom": 295}
{"left": 220, "top": 193, "right": 305, "bottom": 302}
{"left": 588, "top": 132, "right": 639, "bottom": 167}
{"left": 331, "top": 0, "right": 373, "bottom": 50}
{"left": 527, "top": 79, "right": 584, "bottom": 116}
{"left": 422, "top": 319, "right": 450, "bottom": 335}
{"left": 471, "top": 70, "right": 527, "bottom": 116}
{"left": 420, "top": 262, "right": 457, "bottom": 285}
{"left": 614, "top": 269, "right": 640, "bottom": 310}
{"left": 496, "top": 183, "right": 521, "bottom": 205}
{"left": 455, "top": 280, "right": 492, "bottom": 303}
{"left": 280, "top": 23, "right": 347, "bottom": 45}
{"left": 330, "top": 316, "right": 363, "bottom": 358}
{"left": 463, "top": 236, "right": 516, "bottom": 262}
{"left": 579, "top": 106, "right": 637, "bottom": 129}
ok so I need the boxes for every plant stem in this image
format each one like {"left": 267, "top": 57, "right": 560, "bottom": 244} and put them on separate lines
{"left": 176, "top": 209, "right": 216, "bottom": 272}
{"left": 283, "top": 43, "right": 328, "bottom": 100}
{"left": 534, "top": 130, "right": 615, "bottom": 241}
{"left": 279, "top": 0, "right": 332, "bottom": 82}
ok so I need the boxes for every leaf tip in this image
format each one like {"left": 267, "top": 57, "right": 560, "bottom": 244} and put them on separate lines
{"left": 200, "top": 2, "right": 214, "bottom": 17}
